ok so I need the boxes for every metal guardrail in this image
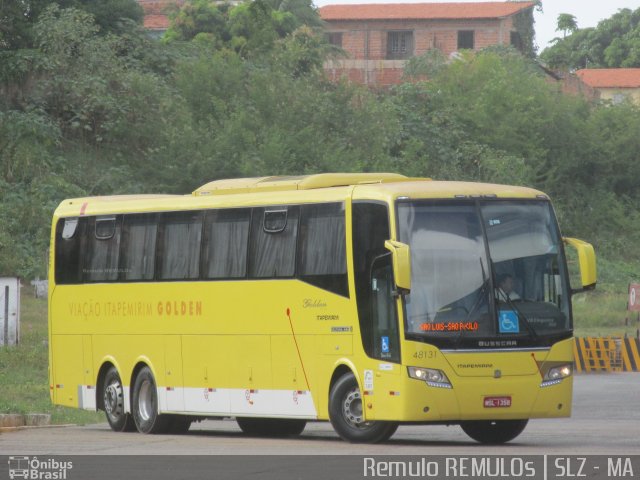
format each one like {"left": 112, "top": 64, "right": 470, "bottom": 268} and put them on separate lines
{"left": 574, "top": 337, "right": 640, "bottom": 372}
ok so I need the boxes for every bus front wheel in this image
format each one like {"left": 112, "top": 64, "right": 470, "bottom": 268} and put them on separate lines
{"left": 132, "top": 367, "right": 171, "bottom": 434}
{"left": 329, "top": 373, "right": 398, "bottom": 443}
{"left": 103, "top": 367, "right": 135, "bottom": 432}
{"left": 460, "top": 419, "right": 528, "bottom": 444}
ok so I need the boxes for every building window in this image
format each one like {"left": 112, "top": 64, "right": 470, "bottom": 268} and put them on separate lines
{"left": 387, "top": 31, "right": 413, "bottom": 59}
{"left": 510, "top": 31, "right": 523, "bottom": 52}
{"left": 458, "top": 30, "right": 474, "bottom": 50}
{"left": 612, "top": 93, "right": 626, "bottom": 105}
{"left": 326, "top": 32, "right": 343, "bottom": 48}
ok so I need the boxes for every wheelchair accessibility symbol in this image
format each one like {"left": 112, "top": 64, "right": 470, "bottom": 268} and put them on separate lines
{"left": 381, "top": 336, "right": 390, "bottom": 353}
{"left": 499, "top": 311, "right": 520, "bottom": 334}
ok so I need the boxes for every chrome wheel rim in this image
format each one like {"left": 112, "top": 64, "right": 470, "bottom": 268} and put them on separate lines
{"left": 104, "top": 381, "right": 123, "bottom": 420}
{"left": 138, "top": 379, "right": 154, "bottom": 422}
{"left": 342, "top": 386, "right": 370, "bottom": 428}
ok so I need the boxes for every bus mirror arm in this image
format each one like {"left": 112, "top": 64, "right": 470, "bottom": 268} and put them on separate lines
{"left": 391, "top": 287, "right": 408, "bottom": 299}
{"left": 384, "top": 240, "right": 411, "bottom": 293}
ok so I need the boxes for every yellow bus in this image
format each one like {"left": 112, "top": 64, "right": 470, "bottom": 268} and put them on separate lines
{"left": 48, "top": 173, "right": 596, "bottom": 443}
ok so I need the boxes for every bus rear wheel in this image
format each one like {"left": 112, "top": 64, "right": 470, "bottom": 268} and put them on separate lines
{"left": 132, "top": 366, "right": 171, "bottom": 434}
{"left": 329, "top": 373, "right": 398, "bottom": 443}
{"left": 103, "top": 367, "right": 135, "bottom": 432}
{"left": 460, "top": 419, "right": 528, "bottom": 444}
{"left": 236, "top": 418, "right": 306, "bottom": 436}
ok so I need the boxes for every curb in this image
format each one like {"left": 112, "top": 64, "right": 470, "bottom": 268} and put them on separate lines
{"left": 0, "top": 423, "right": 74, "bottom": 433}
{"left": 0, "top": 413, "right": 51, "bottom": 429}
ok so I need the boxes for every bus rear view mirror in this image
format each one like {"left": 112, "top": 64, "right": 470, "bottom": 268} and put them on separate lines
{"left": 384, "top": 240, "right": 411, "bottom": 293}
{"left": 563, "top": 237, "right": 596, "bottom": 293}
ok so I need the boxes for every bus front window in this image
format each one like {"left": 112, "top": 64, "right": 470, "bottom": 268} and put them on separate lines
{"left": 397, "top": 200, "right": 571, "bottom": 349}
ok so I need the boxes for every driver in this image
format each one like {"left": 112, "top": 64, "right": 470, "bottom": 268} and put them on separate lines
{"left": 497, "top": 273, "right": 521, "bottom": 301}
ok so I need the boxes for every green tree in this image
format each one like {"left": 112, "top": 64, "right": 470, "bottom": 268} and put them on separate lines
{"left": 164, "top": 0, "right": 322, "bottom": 57}
{"left": 402, "top": 49, "right": 447, "bottom": 80}
{"left": 0, "top": 0, "right": 142, "bottom": 50}
{"left": 542, "top": 7, "right": 640, "bottom": 69}
{"left": 263, "top": 0, "right": 322, "bottom": 28}
{"left": 556, "top": 13, "right": 578, "bottom": 38}
{"left": 77, "top": 0, "right": 143, "bottom": 34}
{"left": 163, "top": 0, "right": 232, "bottom": 45}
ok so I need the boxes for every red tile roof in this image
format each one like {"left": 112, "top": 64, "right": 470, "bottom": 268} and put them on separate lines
{"left": 138, "top": 0, "right": 184, "bottom": 15}
{"left": 143, "top": 14, "right": 170, "bottom": 30}
{"left": 577, "top": 69, "right": 640, "bottom": 89}
{"left": 319, "top": 2, "right": 536, "bottom": 21}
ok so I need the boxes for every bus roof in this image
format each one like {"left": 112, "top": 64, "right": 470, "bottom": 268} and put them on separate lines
{"left": 352, "top": 180, "right": 546, "bottom": 202}
{"left": 52, "top": 174, "right": 547, "bottom": 218}
{"left": 192, "top": 173, "right": 418, "bottom": 195}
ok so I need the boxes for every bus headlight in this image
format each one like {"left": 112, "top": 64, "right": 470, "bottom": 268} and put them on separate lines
{"left": 541, "top": 364, "right": 572, "bottom": 387}
{"left": 408, "top": 367, "right": 452, "bottom": 389}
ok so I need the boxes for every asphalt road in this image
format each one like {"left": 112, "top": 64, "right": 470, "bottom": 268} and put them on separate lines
{"left": 1, "top": 374, "right": 639, "bottom": 456}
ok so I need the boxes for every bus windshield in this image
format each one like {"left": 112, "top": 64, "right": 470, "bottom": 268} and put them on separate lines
{"left": 397, "top": 200, "right": 571, "bottom": 349}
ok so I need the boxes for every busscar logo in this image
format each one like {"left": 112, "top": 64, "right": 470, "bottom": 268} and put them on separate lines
{"left": 8, "top": 456, "right": 73, "bottom": 479}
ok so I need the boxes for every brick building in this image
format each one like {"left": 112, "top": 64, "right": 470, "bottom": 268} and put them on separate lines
{"left": 320, "top": 2, "right": 536, "bottom": 86}
{"left": 576, "top": 69, "right": 640, "bottom": 105}
{"left": 138, "top": 0, "right": 185, "bottom": 36}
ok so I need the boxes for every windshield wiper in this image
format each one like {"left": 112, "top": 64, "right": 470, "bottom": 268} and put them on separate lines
{"left": 453, "top": 258, "right": 488, "bottom": 349}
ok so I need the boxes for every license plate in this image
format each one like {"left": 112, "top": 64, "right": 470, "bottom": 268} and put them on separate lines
{"left": 483, "top": 396, "right": 512, "bottom": 408}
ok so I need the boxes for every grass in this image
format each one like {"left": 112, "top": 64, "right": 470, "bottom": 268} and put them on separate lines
{"left": 571, "top": 255, "right": 640, "bottom": 338}
{"left": 0, "top": 288, "right": 104, "bottom": 425}
{"left": 573, "top": 290, "right": 640, "bottom": 338}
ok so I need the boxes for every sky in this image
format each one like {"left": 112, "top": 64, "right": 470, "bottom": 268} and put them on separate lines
{"left": 312, "top": 0, "right": 638, "bottom": 53}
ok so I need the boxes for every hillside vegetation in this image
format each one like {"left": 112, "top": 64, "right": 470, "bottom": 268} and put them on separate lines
{"left": 1, "top": 1, "right": 639, "bottom": 304}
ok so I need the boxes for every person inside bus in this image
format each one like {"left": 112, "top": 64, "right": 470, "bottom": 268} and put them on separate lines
{"left": 497, "top": 273, "right": 521, "bottom": 302}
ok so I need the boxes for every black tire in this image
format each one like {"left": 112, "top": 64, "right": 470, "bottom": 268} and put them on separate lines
{"left": 131, "top": 366, "right": 171, "bottom": 434}
{"left": 167, "top": 415, "right": 192, "bottom": 434}
{"left": 328, "top": 373, "right": 398, "bottom": 443}
{"left": 236, "top": 417, "right": 307, "bottom": 436}
{"left": 102, "top": 367, "right": 136, "bottom": 432}
{"left": 460, "top": 419, "right": 528, "bottom": 444}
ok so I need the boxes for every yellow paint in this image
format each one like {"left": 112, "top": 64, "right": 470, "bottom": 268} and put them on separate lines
{"left": 48, "top": 174, "right": 586, "bottom": 424}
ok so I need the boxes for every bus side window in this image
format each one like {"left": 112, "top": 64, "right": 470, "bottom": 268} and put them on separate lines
{"left": 55, "top": 217, "right": 85, "bottom": 284}
{"left": 297, "top": 203, "right": 348, "bottom": 297}
{"left": 157, "top": 211, "right": 203, "bottom": 280}
{"left": 85, "top": 216, "right": 122, "bottom": 282}
{"left": 203, "top": 208, "right": 251, "bottom": 279}
{"left": 120, "top": 214, "right": 157, "bottom": 281}
{"left": 249, "top": 206, "right": 299, "bottom": 278}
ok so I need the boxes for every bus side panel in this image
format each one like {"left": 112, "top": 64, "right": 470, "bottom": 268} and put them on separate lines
{"left": 271, "top": 335, "right": 305, "bottom": 391}
{"left": 182, "top": 335, "right": 232, "bottom": 414}
{"left": 162, "top": 335, "right": 184, "bottom": 412}
{"left": 51, "top": 335, "right": 84, "bottom": 408}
